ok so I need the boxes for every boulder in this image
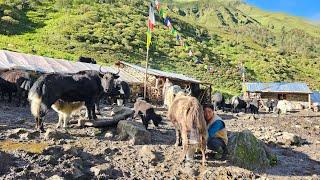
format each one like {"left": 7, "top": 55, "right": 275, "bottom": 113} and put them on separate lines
{"left": 228, "top": 130, "right": 275, "bottom": 170}
{"left": 275, "top": 132, "right": 302, "bottom": 146}
{"left": 90, "top": 163, "right": 111, "bottom": 176}
{"left": 20, "top": 131, "right": 40, "bottom": 140}
{"left": 117, "top": 120, "right": 151, "bottom": 145}
{"left": 8, "top": 128, "right": 28, "bottom": 138}
{"left": 44, "top": 129, "right": 73, "bottom": 141}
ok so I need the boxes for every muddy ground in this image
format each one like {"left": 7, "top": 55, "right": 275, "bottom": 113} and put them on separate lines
{"left": 0, "top": 102, "right": 319, "bottom": 179}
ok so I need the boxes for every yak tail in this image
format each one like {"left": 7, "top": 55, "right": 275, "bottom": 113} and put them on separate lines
{"left": 185, "top": 98, "right": 208, "bottom": 144}
{"left": 28, "top": 76, "right": 45, "bottom": 117}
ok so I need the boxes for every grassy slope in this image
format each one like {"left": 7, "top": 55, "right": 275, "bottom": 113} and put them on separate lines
{"left": 0, "top": 0, "right": 319, "bottom": 95}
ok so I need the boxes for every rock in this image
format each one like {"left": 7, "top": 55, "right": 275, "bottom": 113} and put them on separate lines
{"left": 8, "top": 128, "right": 28, "bottom": 138}
{"left": 117, "top": 120, "right": 151, "bottom": 145}
{"left": 20, "top": 131, "right": 40, "bottom": 140}
{"left": 228, "top": 130, "right": 273, "bottom": 170}
{"left": 48, "top": 175, "right": 65, "bottom": 180}
{"left": 63, "top": 144, "right": 80, "bottom": 156}
{"left": 111, "top": 106, "right": 134, "bottom": 117}
{"left": 44, "top": 129, "right": 73, "bottom": 141}
{"left": 104, "top": 132, "right": 114, "bottom": 139}
{"left": 0, "top": 151, "right": 11, "bottom": 175}
{"left": 42, "top": 146, "right": 64, "bottom": 157}
{"left": 276, "top": 132, "right": 301, "bottom": 146}
{"left": 139, "top": 145, "right": 158, "bottom": 164}
{"left": 90, "top": 163, "right": 111, "bottom": 176}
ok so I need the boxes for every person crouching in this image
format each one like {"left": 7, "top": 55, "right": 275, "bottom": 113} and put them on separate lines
{"left": 203, "top": 104, "right": 228, "bottom": 160}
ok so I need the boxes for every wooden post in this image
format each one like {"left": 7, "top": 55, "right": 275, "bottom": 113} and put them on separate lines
{"left": 144, "top": 47, "right": 149, "bottom": 99}
{"left": 308, "top": 93, "right": 311, "bottom": 109}
{"left": 209, "top": 84, "right": 212, "bottom": 103}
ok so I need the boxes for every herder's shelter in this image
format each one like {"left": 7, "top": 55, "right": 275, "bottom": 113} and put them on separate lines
{"left": 0, "top": 50, "right": 141, "bottom": 85}
{"left": 244, "top": 82, "right": 312, "bottom": 108}
{"left": 115, "top": 61, "right": 211, "bottom": 104}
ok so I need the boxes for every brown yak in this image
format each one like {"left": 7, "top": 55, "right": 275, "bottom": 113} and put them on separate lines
{"left": 168, "top": 94, "right": 207, "bottom": 165}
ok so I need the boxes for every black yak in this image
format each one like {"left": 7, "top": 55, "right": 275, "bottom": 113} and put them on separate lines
{"left": 168, "top": 94, "right": 207, "bottom": 165}
{"left": 0, "top": 70, "right": 36, "bottom": 106}
{"left": 28, "top": 68, "right": 119, "bottom": 132}
{"left": 133, "top": 99, "right": 162, "bottom": 129}
{"left": 106, "top": 80, "right": 131, "bottom": 105}
{"left": 230, "top": 96, "right": 248, "bottom": 113}
{"left": 78, "top": 56, "right": 96, "bottom": 64}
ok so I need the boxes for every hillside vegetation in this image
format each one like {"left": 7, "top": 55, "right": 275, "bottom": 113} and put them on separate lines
{"left": 0, "top": 0, "right": 320, "bottom": 95}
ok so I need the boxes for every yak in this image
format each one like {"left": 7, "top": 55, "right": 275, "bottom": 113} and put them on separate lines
{"left": 247, "top": 98, "right": 259, "bottom": 114}
{"left": 168, "top": 94, "right": 207, "bottom": 165}
{"left": 230, "top": 96, "right": 248, "bottom": 113}
{"left": 106, "top": 80, "right": 131, "bottom": 105}
{"left": 51, "top": 100, "right": 84, "bottom": 128}
{"left": 133, "top": 99, "right": 162, "bottom": 129}
{"left": 163, "top": 85, "right": 191, "bottom": 109}
{"left": 212, "top": 92, "right": 225, "bottom": 111}
{"left": 0, "top": 70, "right": 36, "bottom": 106}
{"left": 78, "top": 56, "right": 96, "bottom": 64}
{"left": 28, "top": 68, "right": 119, "bottom": 132}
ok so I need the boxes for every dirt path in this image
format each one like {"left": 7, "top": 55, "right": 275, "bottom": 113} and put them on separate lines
{"left": 0, "top": 102, "right": 319, "bottom": 179}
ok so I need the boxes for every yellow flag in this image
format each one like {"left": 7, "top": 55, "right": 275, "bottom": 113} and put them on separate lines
{"left": 146, "top": 28, "right": 152, "bottom": 49}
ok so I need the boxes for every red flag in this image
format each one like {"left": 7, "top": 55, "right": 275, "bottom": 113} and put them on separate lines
{"left": 148, "top": 4, "right": 155, "bottom": 31}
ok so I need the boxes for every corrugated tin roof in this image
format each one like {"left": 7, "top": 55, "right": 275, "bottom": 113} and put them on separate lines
{"left": 120, "top": 61, "right": 200, "bottom": 84}
{"left": 245, "top": 82, "right": 312, "bottom": 94}
{"left": 0, "top": 50, "right": 141, "bottom": 84}
{"left": 311, "top": 91, "right": 320, "bottom": 103}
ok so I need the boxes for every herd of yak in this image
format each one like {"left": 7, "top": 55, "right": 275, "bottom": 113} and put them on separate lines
{"left": 0, "top": 57, "right": 279, "bottom": 164}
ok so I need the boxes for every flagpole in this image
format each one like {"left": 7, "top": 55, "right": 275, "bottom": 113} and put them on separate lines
{"left": 144, "top": 46, "right": 149, "bottom": 99}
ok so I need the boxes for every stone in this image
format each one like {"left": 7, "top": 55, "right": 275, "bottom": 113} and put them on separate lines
{"left": 276, "top": 132, "right": 301, "bottom": 146}
{"left": 139, "top": 145, "right": 158, "bottom": 163}
{"left": 63, "top": 144, "right": 80, "bottom": 156}
{"left": 20, "top": 131, "right": 40, "bottom": 140}
{"left": 8, "top": 128, "right": 28, "bottom": 138}
{"left": 48, "top": 175, "right": 65, "bottom": 180}
{"left": 117, "top": 120, "right": 151, "bottom": 145}
{"left": 0, "top": 151, "right": 11, "bottom": 175}
{"left": 228, "top": 130, "right": 274, "bottom": 170}
{"left": 111, "top": 106, "right": 134, "bottom": 117}
{"left": 104, "top": 132, "right": 114, "bottom": 139}
{"left": 44, "top": 129, "right": 73, "bottom": 141}
{"left": 90, "top": 163, "right": 111, "bottom": 176}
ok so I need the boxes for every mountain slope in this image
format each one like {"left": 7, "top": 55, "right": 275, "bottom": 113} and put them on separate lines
{"left": 0, "top": 0, "right": 319, "bottom": 95}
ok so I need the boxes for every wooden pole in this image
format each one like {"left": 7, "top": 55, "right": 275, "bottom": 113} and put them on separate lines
{"left": 144, "top": 47, "right": 149, "bottom": 99}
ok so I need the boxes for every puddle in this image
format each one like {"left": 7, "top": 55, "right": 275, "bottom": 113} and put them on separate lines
{"left": 0, "top": 140, "right": 48, "bottom": 154}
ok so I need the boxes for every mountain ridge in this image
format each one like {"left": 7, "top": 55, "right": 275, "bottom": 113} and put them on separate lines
{"left": 0, "top": 0, "right": 319, "bottom": 95}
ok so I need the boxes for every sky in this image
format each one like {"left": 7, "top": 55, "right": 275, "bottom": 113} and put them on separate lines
{"left": 244, "top": 0, "right": 320, "bottom": 23}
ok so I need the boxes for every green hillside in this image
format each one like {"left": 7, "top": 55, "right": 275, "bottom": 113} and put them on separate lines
{"left": 0, "top": 0, "right": 320, "bottom": 95}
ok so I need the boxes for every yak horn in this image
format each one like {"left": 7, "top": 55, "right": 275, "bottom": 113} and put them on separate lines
{"left": 115, "top": 68, "right": 120, "bottom": 75}
{"left": 100, "top": 65, "right": 110, "bottom": 74}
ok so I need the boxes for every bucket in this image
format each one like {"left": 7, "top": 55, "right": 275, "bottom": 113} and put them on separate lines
{"left": 117, "top": 99, "right": 124, "bottom": 106}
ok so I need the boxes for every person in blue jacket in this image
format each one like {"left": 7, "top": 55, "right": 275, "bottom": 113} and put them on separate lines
{"left": 203, "top": 104, "right": 228, "bottom": 160}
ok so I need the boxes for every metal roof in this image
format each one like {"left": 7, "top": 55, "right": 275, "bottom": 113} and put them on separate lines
{"left": 0, "top": 50, "right": 141, "bottom": 84}
{"left": 120, "top": 61, "right": 201, "bottom": 84}
{"left": 244, "top": 82, "right": 312, "bottom": 94}
{"left": 311, "top": 91, "right": 320, "bottom": 103}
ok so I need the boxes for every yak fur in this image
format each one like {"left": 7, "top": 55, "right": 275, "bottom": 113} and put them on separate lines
{"left": 168, "top": 94, "right": 207, "bottom": 165}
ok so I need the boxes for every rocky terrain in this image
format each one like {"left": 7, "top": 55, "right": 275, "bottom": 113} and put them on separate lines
{"left": 0, "top": 102, "right": 319, "bottom": 179}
